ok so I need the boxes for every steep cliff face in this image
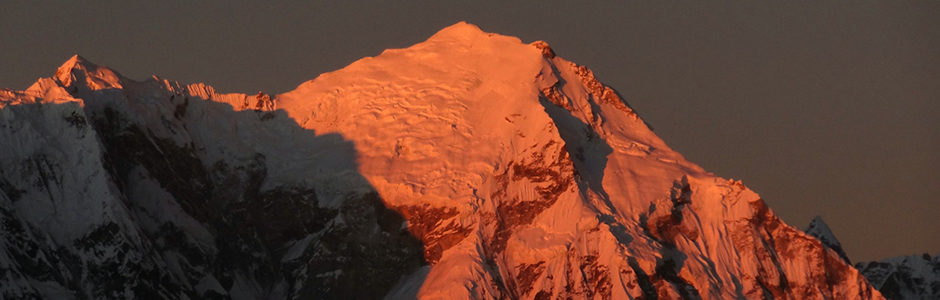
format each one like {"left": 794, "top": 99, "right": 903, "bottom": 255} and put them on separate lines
{"left": 0, "top": 22, "right": 882, "bottom": 299}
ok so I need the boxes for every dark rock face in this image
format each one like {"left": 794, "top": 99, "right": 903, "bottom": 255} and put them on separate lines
{"left": 0, "top": 75, "right": 425, "bottom": 299}
{"left": 487, "top": 139, "right": 575, "bottom": 254}
{"left": 394, "top": 204, "right": 471, "bottom": 264}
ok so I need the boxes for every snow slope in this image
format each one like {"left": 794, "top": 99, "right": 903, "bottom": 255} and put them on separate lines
{"left": 0, "top": 22, "right": 883, "bottom": 299}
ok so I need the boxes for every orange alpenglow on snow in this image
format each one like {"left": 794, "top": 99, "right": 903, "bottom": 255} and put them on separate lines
{"left": 0, "top": 22, "right": 883, "bottom": 299}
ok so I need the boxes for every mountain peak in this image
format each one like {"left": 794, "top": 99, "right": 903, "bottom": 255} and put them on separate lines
{"left": 805, "top": 215, "right": 851, "bottom": 263}
{"left": 58, "top": 54, "right": 94, "bottom": 69}
{"left": 0, "top": 25, "right": 885, "bottom": 300}
{"left": 808, "top": 215, "right": 830, "bottom": 230}
{"left": 55, "top": 55, "right": 97, "bottom": 79}
{"left": 430, "top": 21, "right": 487, "bottom": 39}
{"left": 422, "top": 21, "right": 519, "bottom": 47}
{"left": 805, "top": 216, "right": 838, "bottom": 246}
{"left": 53, "top": 54, "right": 122, "bottom": 90}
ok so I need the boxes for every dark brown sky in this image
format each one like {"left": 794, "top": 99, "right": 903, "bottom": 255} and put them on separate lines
{"left": 1, "top": 1, "right": 937, "bottom": 262}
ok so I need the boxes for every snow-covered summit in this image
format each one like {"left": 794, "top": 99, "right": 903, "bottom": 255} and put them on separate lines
{"left": 52, "top": 54, "right": 123, "bottom": 90}
{"left": 56, "top": 54, "right": 94, "bottom": 74}
{"left": 0, "top": 22, "right": 885, "bottom": 299}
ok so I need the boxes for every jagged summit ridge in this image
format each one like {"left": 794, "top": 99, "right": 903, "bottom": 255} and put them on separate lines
{"left": 0, "top": 22, "right": 884, "bottom": 299}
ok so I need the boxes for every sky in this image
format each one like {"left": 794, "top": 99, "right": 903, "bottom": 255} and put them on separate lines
{"left": 1, "top": 1, "right": 937, "bottom": 262}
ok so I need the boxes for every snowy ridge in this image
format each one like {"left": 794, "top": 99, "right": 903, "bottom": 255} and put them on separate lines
{"left": 799, "top": 217, "right": 938, "bottom": 300}
{"left": 855, "top": 253, "right": 940, "bottom": 300}
{"left": 0, "top": 22, "right": 884, "bottom": 299}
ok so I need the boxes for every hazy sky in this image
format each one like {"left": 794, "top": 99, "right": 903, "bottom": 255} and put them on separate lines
{"left": 1, "top": 1, "right": 937, "bottom": 262}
